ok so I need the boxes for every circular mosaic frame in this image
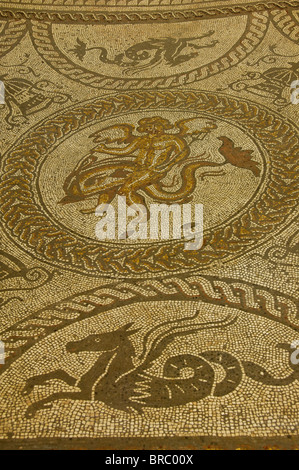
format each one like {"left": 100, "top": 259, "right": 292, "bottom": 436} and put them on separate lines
{"left": 29, "top": 12, "right": 268, "bottom": 89}
{"left": 0, "top": 90, "right": 298, "bottom": 276}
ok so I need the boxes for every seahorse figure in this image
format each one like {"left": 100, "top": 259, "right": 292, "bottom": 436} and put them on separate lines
{"left": 23, "top": 313, "right": 243, "bottom": 417}
{"left": 70, "top": 32, "right": 219, "bottom": 75}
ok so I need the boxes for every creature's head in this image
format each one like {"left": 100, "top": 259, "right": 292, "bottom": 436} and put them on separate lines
{"left": 217, "top": 136, "right": 229, "bottom": 143}
{"left": 137, "top": 116, "right": 173, "bottom": 136}
{"left": 66, "top": 323, "right": 140, "bottom": 354}
{"left": 288, "top": 62, "right": 299, "bottom": 72}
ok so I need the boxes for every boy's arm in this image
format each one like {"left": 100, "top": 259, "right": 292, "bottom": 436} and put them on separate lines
{"left": 94, "top": 139, "right": 140, "bottom": 156}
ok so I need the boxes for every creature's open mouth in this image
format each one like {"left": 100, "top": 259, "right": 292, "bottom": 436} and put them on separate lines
{"left": 66, "top": 341, "right": 82, "bottom": 353}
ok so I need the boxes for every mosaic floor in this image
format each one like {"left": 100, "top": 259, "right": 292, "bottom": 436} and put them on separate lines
{"left": 0, "top": 0, "right": 298, "bottom": 450}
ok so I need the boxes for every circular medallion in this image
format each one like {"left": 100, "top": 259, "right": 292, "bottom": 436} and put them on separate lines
{"left": 30, "top": 13, "right": 268, "bottom": 89}
{"left": 1, "top": 295, "right": 298, "bottom": 436}
{"left": 0, "top": 90, "right": 297, "bottom": 276}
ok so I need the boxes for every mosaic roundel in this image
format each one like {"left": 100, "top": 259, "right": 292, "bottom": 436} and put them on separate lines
{"left": 0, "top": 287, "right": 298, "bottom": 437}
{"left": 0, "top": 90, "right": 298, "bottom": 276}
{"left": 29, "top": 12, "right": 269, "bottom": 89}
